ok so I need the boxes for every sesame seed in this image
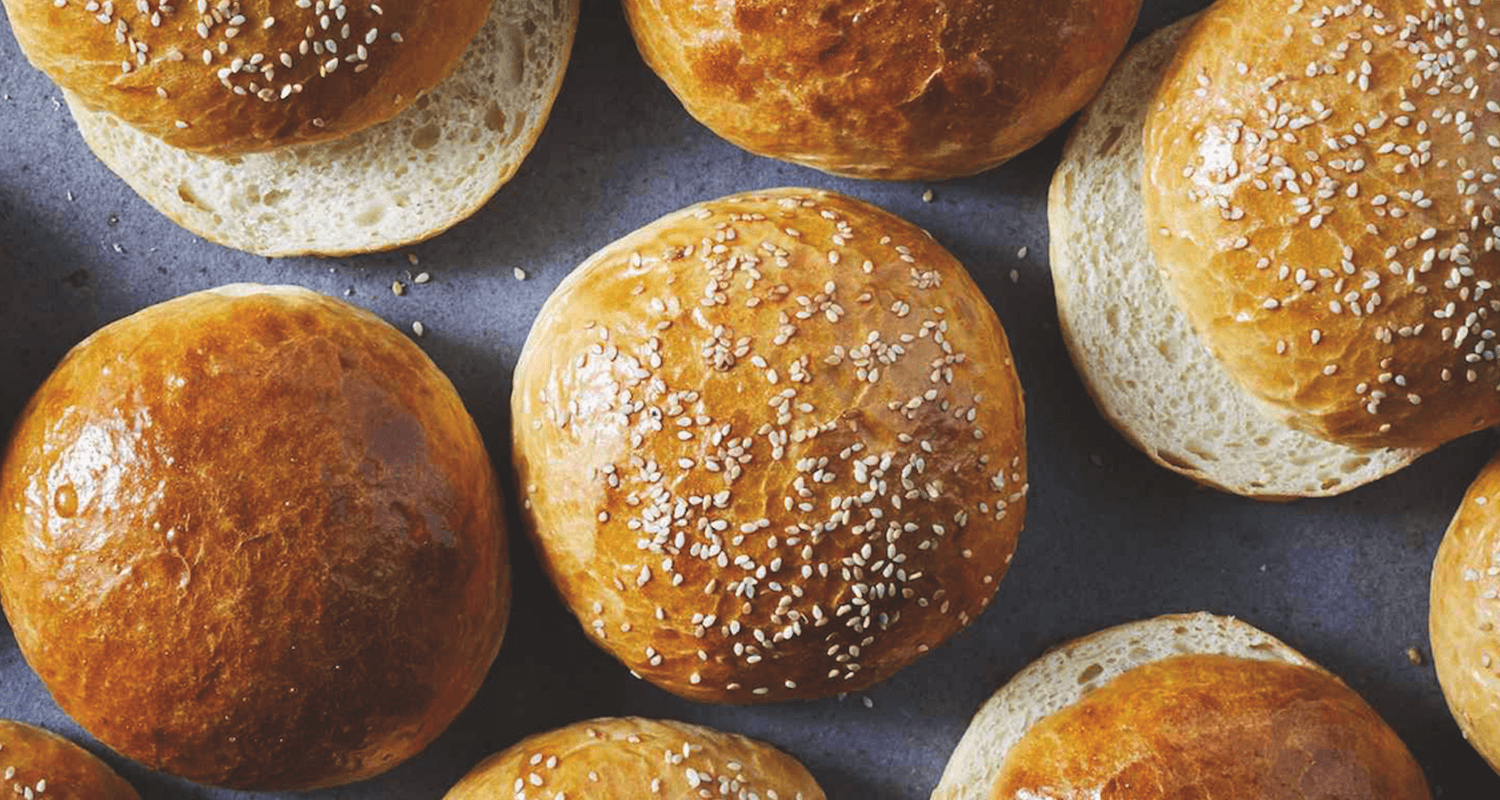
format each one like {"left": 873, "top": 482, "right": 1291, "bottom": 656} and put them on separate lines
{"left": 1153, "top": 1, "right": 1500, "bottom": 443}
{"left": 516, "top": 192, "right": 1022, "bottom": 699}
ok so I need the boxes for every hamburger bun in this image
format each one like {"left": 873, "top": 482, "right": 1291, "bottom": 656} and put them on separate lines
{"left": 0, "top": 284, "right": 510, "bottom": 790}
{"left": 0, "top": 720, "right": 140, "bottom": 800}
{"left": 2, "top": 0, "right": 489, "bottom": 155}
{"left": 1142, "top": 0, "right": 1500, "bottom": 452}
{"left": 932, "top": 613, "right": 1431, "bottom": 800}
{"left": 512, "top": 187, "right": 1027, "bottom": 703}
{"left": 1049, "top": 16, "right": 1424, "bottom": 498}
{"left": 442, "top": 717, "right": 825, "bottom": 800}
{"left": 621, "top": 0, "right": 1143, "bottom": 180}
{"left": 1431, "top": 450, "right": 1500, "bottom": 772}
{"left": 59, "top": 0, "right": 577, "bottom": 257}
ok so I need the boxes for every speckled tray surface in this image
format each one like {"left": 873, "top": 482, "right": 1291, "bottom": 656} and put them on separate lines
{"left": 1, "top": 0, "right": 1497, "bottom": 796}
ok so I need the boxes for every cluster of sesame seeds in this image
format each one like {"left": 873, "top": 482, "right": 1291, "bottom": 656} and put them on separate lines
{"left": 1458, "top": 491, "right": 1500, "bottom": 674}
{"left": 0, "top": 744, "right": 48, "bottom": 800}
{"left": 525, "top": 193, "right": 1025, "bottom": 698}
{"left": 55, "top": 0, "right": 404, "bottom": 115}
{"left": 1169, "top": 0, "right": 1500, "bottom": 436}
{"left": 503, "top": 725, "right": 806, "bottom": 800}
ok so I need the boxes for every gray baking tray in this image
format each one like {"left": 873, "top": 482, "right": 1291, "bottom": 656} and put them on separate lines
{"left": 1, "top": 0, "right": 1496, "bottom": 796}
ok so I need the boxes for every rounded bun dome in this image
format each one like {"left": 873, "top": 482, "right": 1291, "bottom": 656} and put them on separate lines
{"left": 512, "top": 188, "right": 1027, "bottom": 703}
{"left": 3, "top": 0, "right": 490, "bottom": 154}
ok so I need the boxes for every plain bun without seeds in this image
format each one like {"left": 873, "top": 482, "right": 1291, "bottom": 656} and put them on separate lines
{"left": 512, "top": 187, "right": 1027, "bottom": 703}
{"left": 442, "top": 718, "right": 825, "bottom": 800}
{"left": 0, "top": 720, "right": 140, "bottom": 800}
{"left": 621, "top": 0, "right": 1143, "bottom": 180}
{"left": 1143, "top": 0, "right": 1500, "bottom": 452}
{"left": 933, "top": 613, "right": 1431, "bottom": 800}
{"left": 0, "top": 284, "right": 511, "bottom": 790}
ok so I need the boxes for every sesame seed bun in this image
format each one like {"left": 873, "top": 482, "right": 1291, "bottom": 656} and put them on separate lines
{"left": 442, "top": 718, "right": 825, "bottom": 800}
{"left": 0, "top": 284, "right": 511, "bottom": 790}
{"left": 57, "top": 0, "right": 578, "bottom": 257}
{"left": 0, "top": 720, "right": 140, "bottom": 800}
{"left": 1430, "top": 450, "right": 1500, "bottom": 772}
{"left": 620, "top": 0, "right": 1142, "bottom": 180}
{"left": 511, "top": 188, "right": 1027, "bottom": 703}
{"left": 1050, "top": 16, "right": 1425, "bottom": 498}
{"left": 933, "top": 613, "right": 1432, "bottom": 800}
{"left": 3, "top": 0, "right": 490, "bottom": 155}
{"left": 1142, "top": 0, "right": 1500, "bottom": 452}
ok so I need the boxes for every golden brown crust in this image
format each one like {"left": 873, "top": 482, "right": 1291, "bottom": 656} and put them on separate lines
{"left": 621, "top": 0, "right": 1141, "bottom": 180}
{"left": 2, "top": 0, "right": 488, "bottom": 154}
{"left": 993, "top": 654, "right": 1431, "bottom": 800}
{"left": 512, "top": 188, "right": 1027, "bottom": 702}
{"left": 0, "top": 285, "right": 510, "bottom": 790}
{"left": 0, "top": 721, "right": 141, "bottom": 800}
{"left": 442, "top": 717, "right": 826, "bottom": 800}
{"left": 1431, "top": 450, "right": 1500, "bottom": 773}
{"left": 1142, "top": 0, "right": 1500, "bottom": 451}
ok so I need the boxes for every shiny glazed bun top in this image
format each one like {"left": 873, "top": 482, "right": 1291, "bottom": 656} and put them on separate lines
{"left": 513, "top": 188, "right": 1027, "bottom": 703}
{"left": 443, "top": 718, "right": 825, "bottom": 800}
{"left": 1143, "top": 0, "right": 1500, "bottom": 451}
{"left": 996, "top": 655, "right": 1432, "bottom": 800}
{"left": 1431, "top": 450, "right": 1500, "bottom": 773}
{"left": 0, "top": 720, "right": 141, "bottom": 800}
{"left": 2, "top": 0, "right": 490, "bottom": 154}
{"left": 0, "top": 285, "right": 510, "bottom": 790}
{"left": 622, "top": 0, "right": 1143, "bottom": 180}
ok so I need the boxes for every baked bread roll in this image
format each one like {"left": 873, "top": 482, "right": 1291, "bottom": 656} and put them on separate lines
{"left": 1050, "top": 17, "right": 1424, "bottom": 497}
{"left": 621, "top": 0, "right": 1142, "bottom": 180}
{"left": 1431, "top": 450, "right": 1500, "bottom": 773}
{"left": 1143, "top": 0, "right": 1500, "bottom": 452}
{"left": 442, "top": 717, "right": 825, "bottom": 800}
{"left": 61, "top": 0, "right": 577, "bottom": 257}
{"left": 0, "top": 285, "right": 510, "bottom": 790}
{"left": 933, "top": 613, "right": 1431, "bottom": 800}
{"left": 2, "top": 0, "right": 577, "bottom": 255}
{"left": 4, "top": 0, "right": 488, "bottom": 155}
{"left": 0, "top": 720, "right": 140, "bottom": 800}
{"left": 512, "top": 187, "right": 1027, "bottom": 702}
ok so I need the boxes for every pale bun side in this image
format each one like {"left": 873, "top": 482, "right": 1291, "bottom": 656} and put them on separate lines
{"left": 0, "top": 720, "right": 140, "bottom": 800}
{"left": 1050, "top": 17, "right": 1423, "bottom": 498}
{"left": 3, "top": 0, "right": 489, "bottom": 155}
{"left": 0, "top": 284, "right": 511, "bottom": 790}
{"left": 932, "top": 613, "right": 1317, "bottom": 800}
{"left": 621, "top": 0, "right": 1143, "bottom": 180}
{"left": 1431, "top": 451, "right": 1500, "bottom": 772}
{"left": 64, "top": 0, "right": 579, "bottom": 257}
{"left": 513, "top": 188, "right": 1027, "bottom": 703}
{"left": 1142, "top": 0, "right": 1500, "bottom": 451}
{"left": 442, "top": 718, "right": 825, "bottom": 800}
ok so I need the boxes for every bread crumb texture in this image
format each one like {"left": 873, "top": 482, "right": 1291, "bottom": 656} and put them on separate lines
{"left": 1051, "top": 16, "right": 1422, "bottom": 497}
{"left": 1144, "top": 0, "right": 1500, "bottom": 451}
{"left": 64, "top": 0, "right": 579, "bottom": 256}
{"left": 932, "top": 613, "right": 1313, "bottom": 800}
{"left": 993, "top": 655, "right": 1430, "bottom": 800}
